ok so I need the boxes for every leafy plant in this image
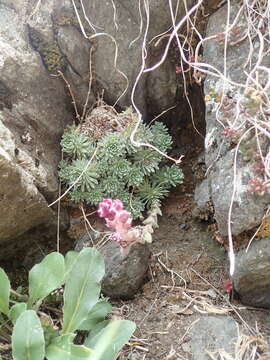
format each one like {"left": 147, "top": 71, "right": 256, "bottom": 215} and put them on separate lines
{"left": 60, "top": 126, "right": 96, "bottom": 159}
{"left": 0, "top": 248, "right": 135, "bottom": 360}
{"left": 59, "top": 110, "right": 184, "bottom": 219}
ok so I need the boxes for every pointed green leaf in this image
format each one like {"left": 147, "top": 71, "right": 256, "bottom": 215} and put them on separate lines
{"left": 78, "top": 300, "right": 112, "bottom": 331}
{"left": 12, "top": 310, "right": 45, "bottom": 360}
{"left": 70, "top": 344, "right": 92, "bottom": 359}
{"left": 0, "top": 268, "right": 10, "bottom": 315}
{"left": 9, "top": 303, "right": 27, "bottom": 324}
{"left": 62, "top": 248, "right": 105, "bottom": 334}
{"left": 64, "top": 251, "right": 79, "bottom": 283}
{"left": 85, "top": 320, "right": 136, "bottom": 360}
{"left": 46, "top": 334, "right": 75, "bottom": 360}
{"left": 28, "top": 252, "right": 65, "bottom": 307}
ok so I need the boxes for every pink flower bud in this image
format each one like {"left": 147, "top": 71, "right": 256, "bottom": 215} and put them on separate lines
{"left": 223, "top": 279, "right": 233, "bottom": 293}
{"left": 109, "top": 232, "right": 122, "bottom": 243}
{"left": 107, "top": 209, "right": 117, "bottom": 221}
{"left": 103, "top": 198, "right": 113, "bottom": 206}
{"left": 112, "top": 199, "right": 123, "bottom": 211}
{"left": 97, "top": 204, "right": 109, "bottom": 218}
{"left": 98, "top": 199, "right": 121, "bottom": 220}
{"left": 105, "top": 218, "right": 116, "bottom": 229}
{"left": 118, "top": 210, "right": 131, "bottom": 224}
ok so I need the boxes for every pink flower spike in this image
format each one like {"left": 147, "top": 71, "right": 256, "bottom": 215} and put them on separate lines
{"left": 97, "top": 198, "right": 140, "bottom": 256}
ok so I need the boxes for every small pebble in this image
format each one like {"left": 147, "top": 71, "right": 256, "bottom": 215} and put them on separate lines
{"left": 179, "top": 223, "right": 190, "bottom": 230}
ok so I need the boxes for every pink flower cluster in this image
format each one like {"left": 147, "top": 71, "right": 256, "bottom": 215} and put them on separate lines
{"left": 98, "top": 199, "right": 141, "bottom": 255}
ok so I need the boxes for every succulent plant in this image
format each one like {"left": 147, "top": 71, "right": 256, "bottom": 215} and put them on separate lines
{"left": 59, "top": 108, "right": 184, "bottom": 218}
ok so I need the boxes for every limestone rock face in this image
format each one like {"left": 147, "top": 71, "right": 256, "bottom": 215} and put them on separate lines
{"left": 0, "top": 1, "right": 73, "bottom": 256}
{"left": 233, "top": 238, "right": 270, "bottom": 308}
{"left": 200, "top": 2, "right": 270, "bottom": 310}
{"left": 72, "top": 0, "right": 193, "bottom": 117}
{"left": 0, "top": 123, "right": 54, "bottom": 240}
{"left": 202, "top": 2, "right": 270, "bottom": 236}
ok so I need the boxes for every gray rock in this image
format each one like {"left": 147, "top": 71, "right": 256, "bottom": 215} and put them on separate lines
{"left": 78, "top": 0, "right": 193, "bottom": 116}
{"left": 188, "top": 316, "right": 238, "bottom": 359}
{"left": 193, "top": 179, "right": 214, "bottom": 221}
{"left": 233, "top": 238, "right": 270, "bottom": 308}
{"left": 194, "top": 179, "right": 211, "bottom": 210}
{"left": 209, "top": 152, "right": 270, "bottom": 236}
{"left": 75, "top": 231, "right": 101, "bottom": 252}
{"left": 0, "top": 2, "right": 73, "bottom": 256}
{"left": 100, "top": 241, "right": 151, "bottom": 299}
{"left": 194, "top": 178, "right": 212, "bottom": 218}
{"left": 203, "top": 2, "right": 270, "bottom": 236}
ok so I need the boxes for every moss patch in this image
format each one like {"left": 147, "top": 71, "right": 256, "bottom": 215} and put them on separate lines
{"left": 28, "top": 26, "right": 66, "bottom": 73}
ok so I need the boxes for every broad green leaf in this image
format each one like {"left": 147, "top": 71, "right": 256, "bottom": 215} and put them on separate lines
{"left": 9, "top": 303, "right": 27, "bottom": 324}
{"left": 28, "top": 252, "right": 65, "bottom": 307}
{"left": 0, "top": 268, "right": 10, "bottom": 315}
{"left": 12, "top": 310, "right": 45, "bottom": 360}
{"left": 78, "top": 300, "right": 112, "bottom": 331}
{"left": 46, "top": 334, "right": 75, "bottom": 360}
{"left": 85, "top": 320, "right": 136, "bottom": 360}
{"left": 87, "top": 320, "right": 110, "bottom": 339}
{"left": 46, "top": 335, "right": 92, "bottom": 360}
{"left": 70, "top": 344, "right": 92, "bottom": 359}
{"left": 64, "top": 251, "right": 79, "bottom": 283}
{"left": 62, "top": 248, "right": 105, "bottom": 334}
